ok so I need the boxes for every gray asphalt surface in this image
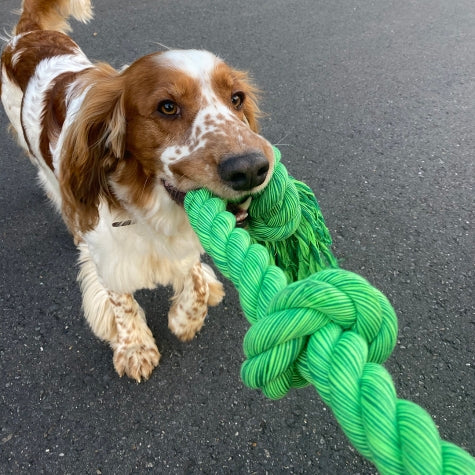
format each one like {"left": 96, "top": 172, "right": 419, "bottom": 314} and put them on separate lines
{"left": 1, "top": 0, "right": 474, "bottom": 473}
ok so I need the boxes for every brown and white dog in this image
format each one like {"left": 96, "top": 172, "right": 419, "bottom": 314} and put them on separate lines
{"left": 1, "top": 0, "right": 274, "bottom": 381}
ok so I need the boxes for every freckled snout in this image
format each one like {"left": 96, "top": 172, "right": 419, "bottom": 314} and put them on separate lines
{"left": 218, "top": 152, "right": 269, "bottom": 191}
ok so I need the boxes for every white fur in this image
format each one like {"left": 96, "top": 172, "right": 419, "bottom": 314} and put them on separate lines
{"left": 22, "top": 53, "right": 91, "bottom": 163}
{"left": 158, "top": 49, "right": 220, "bottom": 81}
{"left": 83, "top": 199, "right": 202, "bottom": 294}
{"left": 77, "top": 242, "right": 116, "bottom": 341}
{"left": 1, "top": 66, "right": 27, "bottom": 149}
{"left": 1, "top": 64, "right": 63, "bottom": 209}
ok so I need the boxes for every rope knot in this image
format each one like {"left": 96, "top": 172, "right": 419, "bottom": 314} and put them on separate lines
{"left": 240, "top": 269, "right": 398, "bottom": 399}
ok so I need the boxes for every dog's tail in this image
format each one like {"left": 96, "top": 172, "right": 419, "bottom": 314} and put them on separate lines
{"left": 14, "top": 0, "right": 93, "bottom": 35}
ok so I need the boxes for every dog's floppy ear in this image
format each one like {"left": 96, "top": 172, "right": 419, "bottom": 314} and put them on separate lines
{"left": 60, "top": 65, "right": 125, "bottom": 235}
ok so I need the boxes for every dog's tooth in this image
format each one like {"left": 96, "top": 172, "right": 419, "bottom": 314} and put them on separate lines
{"left": 238, "top": 196, "right": 252, "bottom": 211}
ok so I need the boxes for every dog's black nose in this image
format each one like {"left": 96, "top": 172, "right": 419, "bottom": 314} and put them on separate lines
{"left": 218, "top": 152, "right": 269, "bottom": 191}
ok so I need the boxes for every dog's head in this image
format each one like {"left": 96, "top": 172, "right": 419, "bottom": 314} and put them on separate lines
{"left": 60, "top": 50, "right": 274, "bottom": 234}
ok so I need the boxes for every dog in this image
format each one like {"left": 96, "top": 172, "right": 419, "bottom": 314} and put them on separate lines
{"left": 1, "top": 0, "right": 274, "bottom": 381}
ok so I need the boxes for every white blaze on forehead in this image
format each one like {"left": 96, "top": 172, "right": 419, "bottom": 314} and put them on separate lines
{"left": 156, "top": 49, "right": 233, "bottom": 113}
{"left": 157, "top": 50, "right": 242, "bottom": 175}
{"left": 157, "top": 49, "right": 221, "bottom": 79}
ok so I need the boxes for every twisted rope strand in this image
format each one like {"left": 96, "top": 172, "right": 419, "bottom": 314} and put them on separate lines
{"left": 184, "top": 148, "right": 475, "bottom": 474}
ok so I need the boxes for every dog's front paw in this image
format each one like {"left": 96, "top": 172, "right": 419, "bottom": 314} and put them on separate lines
{"left": 207, "top": 279, "right": 225, "bottom": 307}
{"left": 112, "top": 341, "right": 160, "bottom": 382}
{"left": 201, "top": 263, "right": 225, "bottom": 306}
{"left": 168, "top": 304, "right": 207, "bottom": 342}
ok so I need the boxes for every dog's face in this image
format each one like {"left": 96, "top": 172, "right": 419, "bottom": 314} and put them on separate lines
{"left": 122, "top": 50, "right": 274, "bottom": 201}
{"left": 60, "top": 50, "right": 274, "bottom": 232}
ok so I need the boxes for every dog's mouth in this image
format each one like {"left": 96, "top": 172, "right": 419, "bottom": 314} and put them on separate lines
{"left": 225, "top": 196, "right": 252, "bottom": 226}
{"left": 163, "top": 180, "right": 187, "bottom": 206}
{"left": 162, "top": 180, "right": 251, "bottom": 226}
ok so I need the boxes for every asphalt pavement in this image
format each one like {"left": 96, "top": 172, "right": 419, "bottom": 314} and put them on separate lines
{"left": 0, "top": 0, "right": 473, "bottom": 473}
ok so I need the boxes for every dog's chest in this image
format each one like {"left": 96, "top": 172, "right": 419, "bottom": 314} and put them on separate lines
{"left": 84, "top": 205, "right": 203, "bottom": 293}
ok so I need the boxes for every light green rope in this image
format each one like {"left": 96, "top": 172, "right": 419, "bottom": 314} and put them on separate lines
{"left": 184, "top": 146, "right": 475, "bottom": 474}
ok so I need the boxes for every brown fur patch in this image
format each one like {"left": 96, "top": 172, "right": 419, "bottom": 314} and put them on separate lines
{"left": 2, "top": 30, "right": 81, "bottom": 92}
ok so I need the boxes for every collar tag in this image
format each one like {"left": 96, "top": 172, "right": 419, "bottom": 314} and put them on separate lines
{"left": 112, "top": 219, "right": 133, "bottom": 227}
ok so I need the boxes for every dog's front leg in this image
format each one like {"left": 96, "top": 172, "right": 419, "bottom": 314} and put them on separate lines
{"left": 168, "top": 262, "right": 224, "bottom": 341}
{"left": 78, "top": 245, "right": 160, "bottom": 381}
{"left": 107, "top": 291, "right": 161, "bottom": 382}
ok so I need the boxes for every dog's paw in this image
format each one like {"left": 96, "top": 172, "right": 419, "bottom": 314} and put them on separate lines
{"left": 201, "top": 263, "right": 225, "bottom": 306}
{"left": 113, "top": 342, "right": 160, "bottom": 382}
{"left": 207, "top": 279, "right": 225, "bottom": 307}
{"left": 168, "top": 304, "right": 207, "bottom": 342}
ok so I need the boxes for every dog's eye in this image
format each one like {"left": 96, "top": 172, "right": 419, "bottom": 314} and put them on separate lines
{"left": 231, "top": 92, "right": 245, "bottom": 110}
{"left": 157, "top": 100, "right": 180, "bottom": 117}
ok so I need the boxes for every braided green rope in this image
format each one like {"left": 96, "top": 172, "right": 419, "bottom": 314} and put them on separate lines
{"left": 184, "top": 147, "right": 475, "bottom": 474}
{"left": 245, "top": 148, "right": 337, "bottom": 281}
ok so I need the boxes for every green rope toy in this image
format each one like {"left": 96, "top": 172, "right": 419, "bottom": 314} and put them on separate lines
{"left": 184, "top": 146, "right": 475, "bottom": 474}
